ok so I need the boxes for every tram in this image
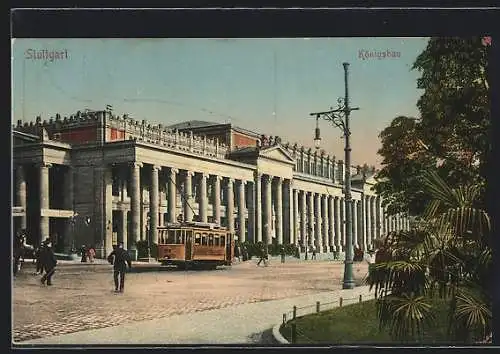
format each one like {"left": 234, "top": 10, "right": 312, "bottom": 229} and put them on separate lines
{"left": 157, "top": 222, "right": 235, "bottom": 270}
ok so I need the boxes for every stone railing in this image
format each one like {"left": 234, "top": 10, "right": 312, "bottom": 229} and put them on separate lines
{"left": 107, "top": 115, "right": 229, "bottom": 159}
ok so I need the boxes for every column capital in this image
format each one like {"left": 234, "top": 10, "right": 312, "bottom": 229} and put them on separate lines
{"left": 152, "top": 164, "right": 161, "bottom": 171}
{"left": 226, "top": 177, "right": 235, "bottom": 185}
{"left": 263, "top": 174, "right": 273, "bottom": 183}
{"left": 170, "top": 167, "right": 179, "bottom": 174}
{"left": 212, "top": 174, "right": 223, "bottom": 181}
{"left": 200, "top": 172, "right": 209, "bottom": 179}
{"left": 275, "top": 176, "right": 284, "bottom": 184}
{"left": 253, "top": 171, "right": 262, "bottom": 179}
{"left": 184, "top": 170, "right": 194, "bottom": 177}
{"left": 238, "top": 179, "right": 247, "bottom": 186}
{"left": 129, "top": 161, "right": 143, "bottom": 169}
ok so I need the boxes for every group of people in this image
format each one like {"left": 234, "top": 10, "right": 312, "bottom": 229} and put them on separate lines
{"left": 13, "top": 230, "right": 58, "bottom": 286}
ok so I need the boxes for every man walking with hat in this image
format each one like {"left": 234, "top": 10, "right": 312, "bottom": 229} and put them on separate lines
{"left": 107, "top": 242, "right": 132, "bottom": 293}
{"left": 40, "top": 240, "right": 57, "bottom": 286}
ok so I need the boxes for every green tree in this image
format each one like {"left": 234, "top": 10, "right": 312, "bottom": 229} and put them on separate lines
{"left": 374, "top": 116, "right": 436, "bottom": 216}
{"left": 375, "top": 37, "right": 490, "bottom": 216}
{"left": 412, "top": 37, "right": 490, "bottom": 197}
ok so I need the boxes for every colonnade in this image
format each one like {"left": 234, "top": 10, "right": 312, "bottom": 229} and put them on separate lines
{"left": 13, "top": 161, "right": 412, "bottom": 254}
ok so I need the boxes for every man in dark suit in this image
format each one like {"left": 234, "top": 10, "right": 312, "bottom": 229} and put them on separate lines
{"left": 40, "top": 241, "right": 57, "bottom": 286}
{"left": 107, "top": 242, "right": 132, "bottom": 293}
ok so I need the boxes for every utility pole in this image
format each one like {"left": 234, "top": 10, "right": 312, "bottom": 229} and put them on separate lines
{"left": 309, "top": 62, "right": 359, "bottom": 289}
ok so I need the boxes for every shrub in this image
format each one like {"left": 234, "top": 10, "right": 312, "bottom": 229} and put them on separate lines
{"left": 134, "top": 240, "right": 158, "bottom": 258}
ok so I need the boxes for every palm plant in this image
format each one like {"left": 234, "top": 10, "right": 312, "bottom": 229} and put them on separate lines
{"left": 366, "top": 170, "right": 492, "bottom": 343}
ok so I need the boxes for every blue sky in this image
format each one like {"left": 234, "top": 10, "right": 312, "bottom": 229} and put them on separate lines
{"left": 12, "top": 38, "right": 429, "bottom": 166}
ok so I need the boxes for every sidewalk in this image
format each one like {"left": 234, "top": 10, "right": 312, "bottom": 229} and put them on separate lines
{"left": 18, "top": 285, "right": 374, "bottom": 345}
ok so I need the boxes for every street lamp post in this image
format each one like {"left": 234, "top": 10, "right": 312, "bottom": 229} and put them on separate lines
{"left": 309, "top": 62, "right": 359, "bottom": 289}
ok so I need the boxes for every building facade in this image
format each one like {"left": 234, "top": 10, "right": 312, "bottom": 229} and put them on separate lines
{"left": 12, "top": 110, "right": 410, "bottom": 257}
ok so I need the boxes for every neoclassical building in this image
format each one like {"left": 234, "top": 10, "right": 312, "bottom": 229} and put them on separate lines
{"left": 12, "top": 110, "right": 410, "bottom": 257}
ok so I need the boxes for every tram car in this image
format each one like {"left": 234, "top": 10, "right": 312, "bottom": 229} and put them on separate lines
{"left": 157, "top": 222, "right": 235, "bottom": 270}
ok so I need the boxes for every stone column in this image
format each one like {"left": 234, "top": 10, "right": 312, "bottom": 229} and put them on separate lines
{"left": 357, "top": 200, "right": 365, "bottom": 250}
{"left": 370, "top": 196, "right": 376, "bottom": 245}
{"left": 199, "top": 173, "right": 209, "bottom": 223}
{"left": 213, "top": 175, "right": 222, "bottom": 225}
{"left": 334, "top": 197, "right": 341, "bottom": 252}
{"left": 365, "top": 196, "right": 372, "bottom": 247}
{"left": 263, "top": 174, "right": 272, "bottom": 244}
{"left": 283, "top": 179, "right": 293, "bottom": 245}
{"left": 63, "top": 166, "right": 74, "bottom": 252}
{"left": 314, "top": 193, "right": 322, "bottom": 251}
{"left": 150, "top": 165, "right": 160, "bottom": 244}
{"left": 341, "top": 197, "right": 346, "bottom": 250}
{"left": 328, "top": 196, "right": 334, "bottom": 253}
{"left": 375, "top": 197, "right": 382, "bottom": 244}
{"left": 39, "top": 162, "right": 51, "bottom": 243}
{"left": 360, "top": 196, "right": 366, "bottom": 251}
{"left": 184, "top": 171, "right": 194, "bottom": 222}
{"left": 247, "top": 182, "right": 255, "bottom": 243}
{"left": 352, "top": 200, "right": 358, "bottom": 248}
{"left": 237, "top": 179, "right": 246, "bottom": 242}
{"left": 254, "top": 172, "right": 262, "bottom": 242}
{"left": 104, "top": 167, "right": 113, "bottom": 256}
{"left": 226, "top": 178, "right": 235, "bottom": 233}
{"left": 16, "top": 165, "right": 27, "bottom": 230}
{"left": 130, "top": 162, "right": 142, "bottom": 243}
{"left": 308, "top": 192, "right": 315, "bottom": 247}
{"left": 322, "top": 195, "right": 329, "bottom": 252}
{"left": 168, "top": 168, "right": 178, "bottom": 223}
{"left": 300, "top": 191, "right": 306, "bottom": 247}
{"left": 275, "top": 177, "right": 283, "bottom": 245}
{"left": 293, "top": 188, "right": 299, "bottom": 245}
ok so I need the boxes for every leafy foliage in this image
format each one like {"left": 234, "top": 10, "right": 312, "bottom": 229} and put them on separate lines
{"left": 375, "top": 37, "right": 490, "bottom": 216}
{"left": 367, "top": 170, "right": 492, "bottom": 343}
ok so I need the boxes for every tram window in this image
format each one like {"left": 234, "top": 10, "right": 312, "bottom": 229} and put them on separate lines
{"left": 167, "top": 230, "right": 176, "bottom": 243}
{"left": 194, "top": 232, "right": 201, "bottom": 245}
{"left": 208, "top": 233, "right": 214, "bottom": 246}
{"left": 179, "top": 230, "right": 185, "bottom": 244}
{"left": 214, "top": 234, "right": 220, "bottom": 246}
{"left": 201, "top": 233, "right": 208, "bottom": 246}
{"left": 220, "top": 235, "right": 225, "bottom": 246}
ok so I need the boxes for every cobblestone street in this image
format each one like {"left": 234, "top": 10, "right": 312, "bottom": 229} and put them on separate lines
{"left": 13, "top": 260, "right": 368, "bottom": 343}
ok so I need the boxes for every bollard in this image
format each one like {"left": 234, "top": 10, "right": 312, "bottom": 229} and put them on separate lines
{"left": 359, "top": 294, "right": 362, "bottom": 303}
{"left": 339, "top": 297, "right": 343, "bottom": 307}
{"left": 316, "top": 301, "right": 320, "bottom": 313}
{"left": 293, "top": 305, "right": 297, "bottom": 320}
{"left": 291, "top": 323, "right": 297, "bottom": 343}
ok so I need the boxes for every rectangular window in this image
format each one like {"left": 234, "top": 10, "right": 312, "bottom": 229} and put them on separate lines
{"left": 202, "top": 232, "right": 208, "bottom": 245}
{"left": 208, "top": 233, "right": 214, "bottom": 246}
{"left": 195, "top": 232, "right": 201, "bottom": 245}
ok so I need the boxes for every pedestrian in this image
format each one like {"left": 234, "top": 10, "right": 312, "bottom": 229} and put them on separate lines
{"left": 312, "top": 244, "right": 317, "bottom": 260}
{"left": 234, "top": 242, "right": 241, "bottom": 262}
{"left": 107, "top": 242, "right": 132, "bottom": 293}
{"left": 80, "top": 245, "right": 87, "bottom": 263}
{"left": 40, "top": 241, "right": 57, "bottom": 286}
{"left": 87, "top": 245, "right": 96, "bottom": 263}
{"left": 13, "top": 232, "right": 24, "bottom": 277}
{"left": 280, "top": 245, "right": 286, "bottom": 263}
{"left": 35, "top": 243, "right": 46, "bottom": 275}
{"left": 256, "top": 244, "right": 266, "bottom": 267}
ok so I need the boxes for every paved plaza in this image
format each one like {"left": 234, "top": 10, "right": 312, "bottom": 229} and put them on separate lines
{"left": 13, "top": 260, "right": 370, "bottom": 345}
